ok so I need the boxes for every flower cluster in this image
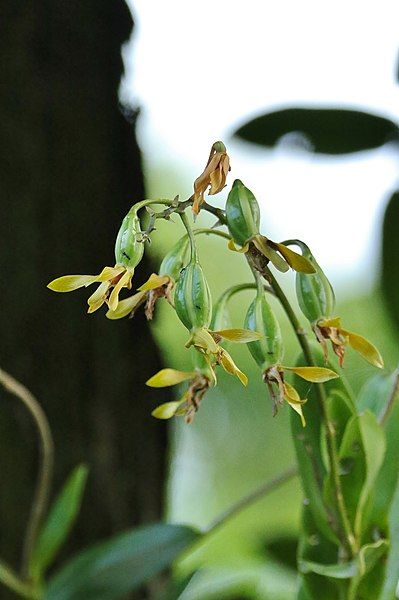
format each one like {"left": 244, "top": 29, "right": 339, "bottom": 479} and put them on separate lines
{"left": 48, "top": 142, "right": 383, "bottom": 424}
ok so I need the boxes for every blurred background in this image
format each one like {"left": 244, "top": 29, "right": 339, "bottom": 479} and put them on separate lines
{"left": 1, "top": 1, "right": 399, "bottom": 598}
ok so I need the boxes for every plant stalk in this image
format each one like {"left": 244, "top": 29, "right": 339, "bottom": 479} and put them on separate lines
{"left": 0, "top": 368, "right": 54, "bottom": 579}
{"left": 259, "top": 267, "right": 358, "bottom": 558}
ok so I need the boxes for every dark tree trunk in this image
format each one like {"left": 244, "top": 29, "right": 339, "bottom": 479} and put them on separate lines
{"left": 0, "top": 2, "right": 167, "bottom": 597}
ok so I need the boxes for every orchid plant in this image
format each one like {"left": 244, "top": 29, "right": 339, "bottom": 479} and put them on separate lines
{"left": 1, "top": 142, "right": 398, "bottom": 600}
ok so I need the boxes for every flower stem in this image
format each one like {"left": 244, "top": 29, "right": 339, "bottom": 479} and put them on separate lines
{"left": 260, "top": 267, "right": 358, "bottom": 558}
{"left": 0, "top": 559, "right": 35, "bottom": 599}
{"left": 180, "top": 213, "right": 197, "bottom": 262}
{"left": 0, "top": 368, "right": 54, "bottom": 579}
{"left": 205, "top": 466, "right": 297, "bottom": 535}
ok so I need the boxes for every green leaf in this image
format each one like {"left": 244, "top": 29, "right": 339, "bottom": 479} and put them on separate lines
{"left": 357, "top": 370, "right": 398, "bottom": 422}
{"left": 297, "top": 503, "right": 345, "bottom": 599}
{"left": 0, "top": 559, "right": 32, "bottom": 599}
{"left": 44, "top": 523, "right": 200, "bottom": 600}
{"left": 348, "top": 540, "right": 389, "bottom": 599}
{"left": 299, "top": 559, "right": 357, "bottom": 579}
{"left": 291, "top": 346, "right": 355, "bottom": 546}
{"left": 233, "top": 107, "right": 399, "bottom": 154}
{"left": 382, "top": 191, "right": 399, "bottom": 331}
{"left": 300, "top": 540, "right": 388, "bottom": 585}
{"left": 30, "top": 465, "right": 88, "bottom": 581}
{"left": 333, "top": 411, "right": 385, "bottom": 537}
{"left": 354, "top": 411, "right": 386, "bottom": 537}
{"left": 380, "top": 478, "right": 399, "bottom": 600}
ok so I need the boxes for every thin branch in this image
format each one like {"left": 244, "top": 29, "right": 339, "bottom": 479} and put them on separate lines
{"left": 206, "top": 466, "right": 297, "bottom": 535}
{"left": 0, "top": 368, "right": 54, "bottom": 578}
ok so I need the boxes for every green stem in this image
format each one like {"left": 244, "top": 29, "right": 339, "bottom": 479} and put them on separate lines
{"left": 206, "top": 466, "right": 297, "bottom": 536}
{"left": 261, "top": 267, "right": 357, "bottom": 559}
{"left": 180, "top": 213, "right": 197, "bottom": 262}
{"left": 0, "top": 559, "right": 35, "bottom": 599}
{"left": 0, "top": 368, "right": 54, "bottom": 579}
{"left": 193, "top": 228, "right": 230, "bottom": 241}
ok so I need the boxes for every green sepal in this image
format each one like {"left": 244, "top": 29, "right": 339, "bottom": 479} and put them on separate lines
{"left": 159, "top": 235, "right": 190, "bottom": 280}
{"left": 114, "top": 211, "right": 145, "bottom": 268}
{"left": 244, "top": 291, "right": 283, "bottom": 369}
{"left": 295, "top": 241, "right": 335, "bottom": 323}
{"left": 174, "top": 258, "right": 212, "bottom": 331}
{"left": 225, "top": 179, "right": 260, "bottom": 246}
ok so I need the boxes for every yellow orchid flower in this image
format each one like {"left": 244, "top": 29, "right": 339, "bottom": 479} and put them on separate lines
{"left": 185, "top": 327, "right": 262, "bottom": 386}
{"left": 146, "top": 359, "right": 216, "bottom": 423}
{"left": 263, "top": 364, "right": 339, "bottom": 426}
{"left": 106, "top": 273, "right": 174, "bottom": 320}
{"left": 47, "top": 265, "right": 134, "bottom": 313}
{"left": 193, "top": 141, "right": 230, "bottom": 215}
{"left": 228, "top": 237, "right": 315, "bottom": 274}
{"left": 314, "top": 317, "right": 384, "bottom": 368}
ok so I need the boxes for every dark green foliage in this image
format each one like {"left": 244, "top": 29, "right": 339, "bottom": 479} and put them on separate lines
{"left": 234, "top": 108, "right": 399, "bottom": 154}
{"left": 44, "top": 524, "right": 200, "bottom": 600}
{"left": 382, "top": 191, "right": 399, "bottom": 330}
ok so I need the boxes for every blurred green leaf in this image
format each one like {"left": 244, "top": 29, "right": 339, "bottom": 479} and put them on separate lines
{"left": 233, "top": 108, "right": 399, "bottom": 154}
{"left": 176, "top": 564, "right": 296, "bottom": 600}
{"left": 333, "top": 411, "right": 385, "bottom": 537}
{"left": 297, "top": 503, "right": 343, "bottom": 600}
{"left": 45, "top": 523, "right": 200, "bottom": 600}
{"left": 382, "top": 191, "right": 399, "bottom": 332}
{"left": 0, "top": 559, "right": 32, "bottom": 599}
{"left": 300, "top": 559, "right": 356, "bottom": 579}
{"left": 354, "top": 411, "right": 386, "bottom": 537}
{"left": 30, "top": 465, "right": 88, "bottom": 581}
{"left": 291, "top": 347, "right": 355, "bottom": 545}
{"left": 357, "top": 371, "right": 397, "bottom": 421}
{"left": 300, "top": 539, "right": 388, "bottom": 581}
{"left": 380, "top": 478, "right": 399, "bottom": 600}
{"left": 348, "top": 540, "right": 389, "bottom": 599}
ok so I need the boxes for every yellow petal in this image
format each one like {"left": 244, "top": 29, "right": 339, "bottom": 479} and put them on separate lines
{"left": 342, "top": 330, "right": 384, "bottom": 368}
{"left": 146, "top": 368, "right": 196, "bottom": 387}
{"left": 253, "top": 236, "right": 289, "bottom": 273}
{"left": 284, "top": 366, "right": 339, "bottom": 382}
{"left": 187, "top": 328, "right": 219, "bottom": 354}
{"left": 138, "top": 273, "right": 170, "bottom": 292}
{"left": 95, "top": 266, "right": 125, "bottom": 282}
{"left": 212, "top": 328, "right": 262, "bottom": 343}
{"left": 87, "top": 281, "right": 111, "bottom": 313}
{"left": 47, "top": 274, "right": 100, "bottom": 292}
{"left": 106, "top": 291, "right": 147, "bottom": 320}
{"left": 274, "top": 243, "right": 316, "bottom": 274}
{"left": 283, "top": 382, "right": 306, "bottom": 427}
{"left": 151, "top": 400, "right": 186, "bottom": 419}
{"left": 227, "top": 239, "right": 249, "bottom": 253}
{"left": 318, "top": 316, "right": 342, "bottom": 328}
{"left": 108, "top": 269, "right": 133, "bottom": 311}
{"left": 219, "top": 349, "right": 248, "bottom": 386}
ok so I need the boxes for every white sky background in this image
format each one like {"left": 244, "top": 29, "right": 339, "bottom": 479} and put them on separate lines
{"left": 122, "top": 0, "right": 399, "bottom": 293}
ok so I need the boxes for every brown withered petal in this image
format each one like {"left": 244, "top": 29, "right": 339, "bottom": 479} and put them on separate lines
{"left": 193, "top": 149, "right": 230, "bottom": 214}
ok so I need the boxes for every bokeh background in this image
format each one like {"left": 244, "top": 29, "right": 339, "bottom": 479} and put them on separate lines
{"left": 1, "top": 1, "right": 399, "bottom": 599}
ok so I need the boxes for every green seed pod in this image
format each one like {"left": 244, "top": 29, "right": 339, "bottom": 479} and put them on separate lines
{"left": 226, "top": 179, "right": 261, "bottom": 246}
{"left": 244, "top": 292, "right": 283, "bottom": 369}
{"left": 114, "top": 212, "right": 145, "bottom": 268}
{"left": 295, "top": 241, "right": 335, "bottom": 324}
{"left": 174, "top": 258, "right": 212, "bottom": 331}
{"left": 159, "top": 235, "right": 190, "bottom": 280}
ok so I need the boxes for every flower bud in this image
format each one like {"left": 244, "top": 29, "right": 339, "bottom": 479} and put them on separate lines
{"left": 295, "top": 241, "right": 335, "bottom": 324}
{"left": 114, "top": 212, "right": 145, "bottom": 269}
{"left": 226, "top": 179, "right": 260, "bottom": 246}
{"left": 174, "top": 258, "right": 212, "bottom": 331}
{"left": 159, "top": 235, "right": 190, "bottom": 281}
{"left": 244, "top": 292, "right": 283, "bottom": 370}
